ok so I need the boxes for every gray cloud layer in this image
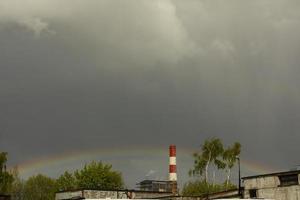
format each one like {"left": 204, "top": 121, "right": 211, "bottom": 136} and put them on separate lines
{"left": 1, "top": 0, "right": 300, "bottom": 187}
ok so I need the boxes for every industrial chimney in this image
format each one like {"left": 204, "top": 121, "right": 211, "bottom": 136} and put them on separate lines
{"left": 169, "top": 145, "right": 178, "bottom": 194}
{"left": 169, "top": 145, "right": 177, "bottom": 181}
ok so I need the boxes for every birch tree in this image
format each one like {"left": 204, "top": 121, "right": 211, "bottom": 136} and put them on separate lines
{"left": 223, "top": 142, "right": 241, "bottom": 188}
{"left": 190, "top": 138, "right": 225, "bottom": 182}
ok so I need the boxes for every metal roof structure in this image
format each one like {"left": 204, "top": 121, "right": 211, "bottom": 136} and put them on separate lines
{"left": 242, "top": 170, "right": 300, "bottom": 180}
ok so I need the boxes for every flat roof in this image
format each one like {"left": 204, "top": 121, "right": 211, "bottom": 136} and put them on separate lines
{"left": 242, "top": 170, "right": 300, "bottom": 180}
{"left": 56, "top": 189, "right": 173, "bottom": 194}
{"left": 138, "top": 180, "right": 175, "bottom": 184}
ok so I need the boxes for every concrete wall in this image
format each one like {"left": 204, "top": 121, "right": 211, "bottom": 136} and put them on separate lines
{"left": 243, "top": 175, "right": 300, "bottom": 200}
{"left": 56, "top": 190, "right": 83, "bottom": 200}
{"left": 244, "top": 176, "right": 280, "bottom": 190}
{"left": 55, "top": 190, "right": 173, "bottom": 200}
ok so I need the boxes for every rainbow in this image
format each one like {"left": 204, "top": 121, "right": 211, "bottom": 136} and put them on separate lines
{"left": 15, "top": 146, "right": 279, "bottom": 179}
{"left": 17, "top": 146, "right": 167, "bottom": 177}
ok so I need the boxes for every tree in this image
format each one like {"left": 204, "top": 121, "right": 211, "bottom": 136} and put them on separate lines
{"left": 74, "top": 161, "right": 124, "bottom": 190}
{"left": 190, "top": 138, "right": 225, "bottom": 182}
{"left": 0, "top": 152, "right": 14, "bottom": 194}
{"left": 9, "top": 166, "right": 25, "bottom": 200}
{"left": 223, "top": 142, "right": 241, "bottom": 188}
{"left": 185, "top": 138, "right": 241, "bottom": 196}
{"left": 56, "top": 171, "right": 76, "bottom": 191}
{"left": 23, "top": 174, "right": 57, "bottom": 200}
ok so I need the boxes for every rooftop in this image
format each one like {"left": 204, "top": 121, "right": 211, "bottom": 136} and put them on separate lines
{"left": 138, "top": 180, "right": 175, "bottom": 184}
{"left": 242, "top": 169, "right": 300, "bottom": 180}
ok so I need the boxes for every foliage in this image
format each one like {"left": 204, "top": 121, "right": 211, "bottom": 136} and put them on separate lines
{"left": 186, "top": 138, "right": 242, "bottom": 196}
{"left": 23, "top": 174, "right": 57, "bottom": 200}
{"left": 9, "top": 166, "right": 25, "bottom": 200}
{"left": 182, "top": 180, "right": 236, "bottom": 196}
{"left": 74, "top": 161, "right": 124, "bottom": 190}
{"left": 0, "top": 152, "right": 14, "bottom": 194}
{"left": 223, "top": 142, "right": 241, "bottom": 187}
{"left": 1, "top": 153, "right": 124, "bottom": 199}
{"left": 56, "top": 171, "right": 76, "bottom": 191}
{"left": 190, "top": 138, "right": 225, "bottom": 182}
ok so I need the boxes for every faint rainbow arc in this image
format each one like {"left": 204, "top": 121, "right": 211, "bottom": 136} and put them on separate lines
{"left": 15, "top": 146, "right": 278, "bottom": 178}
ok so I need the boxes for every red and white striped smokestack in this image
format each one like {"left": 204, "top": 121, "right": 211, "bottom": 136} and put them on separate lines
{"left": 169, "top": 145, "right": 177, "bottom": 181}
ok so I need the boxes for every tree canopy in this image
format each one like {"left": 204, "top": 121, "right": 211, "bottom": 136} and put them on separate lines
{"left": 56, "top": 171, "right": 76, "bottom": 191}
{"left": 56, "top": 161, "right": 124, "bottom": 191}
{"left": 1, "top": 153, "right": 124, "bottom": 199}
{"left": 190, "top": 138, "right": 225, "bottom": 182}
{"left": 23, "top": 174, "right": 57, "bottom": 200}
{"left": 186, "top": 138, "right": 241, "bottom": 196}
{"left": 223, "top": 142, "right": 241, "bottom": 188}
{"left": 0, "top": 152, "right": 14, "bottom": 194}
{"left": 74, "top": 161, "right": 124, "bottom": 190}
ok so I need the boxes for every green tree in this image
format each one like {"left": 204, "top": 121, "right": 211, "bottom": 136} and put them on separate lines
{"left": 190, "top": 138, "right": 225, "bottom": 182}
{"left": 74, "top": 161, "right": 124, "bottom": 190}
{"left": 0, "top": 152, "right": 14, "bottom": 194}
{"left": 56, "top": 171, "right": 76, "bottom": 191}
{"left": 223, "top": 142, "right": 241, "bottom": 188}
{"left": 9, "top": 166, "right": 25, "bottom": 200}
{"left": 23, "top": 174, "right": 57, "bottom": 200}
{"left": 185, "top": 138, "right": 241, "bottom": 196}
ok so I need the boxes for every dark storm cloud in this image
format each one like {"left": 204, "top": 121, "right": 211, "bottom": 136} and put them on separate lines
{"left": 1, "top": 0, "right": 300, "bottom": 186}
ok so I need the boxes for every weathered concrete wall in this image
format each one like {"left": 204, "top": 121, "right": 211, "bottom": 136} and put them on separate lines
{"left": 133, "top": 192, "right": 172, "bottom": 199}
{"left": 83, "top": 190, "right": 128, "bottom": 199}
{"left": 56, "top": 190, "right": 83, "bottom": 200}
{"left": 56, "top": 190, "right": 173, "bottom": 200}
{"left": 244, "top": 176, "right": 300, "bottom": 200}
{"left": 165, "top": 197, "right": 201, "bottom": 200}
{"left": 244, "top": 176, "right": 280, "bottom": 190}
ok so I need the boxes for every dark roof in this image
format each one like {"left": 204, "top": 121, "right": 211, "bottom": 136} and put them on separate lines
{"left": 138, "top": 180, "right": 174, "bottom": 184}
{"left": 242, "top": 170, "right": 300, "bottom": 180}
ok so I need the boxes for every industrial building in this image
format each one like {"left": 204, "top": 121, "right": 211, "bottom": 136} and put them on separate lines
{"left": 243, "top": 169, "right": 300, "bottom": 200}
{"left": 137, "top": 180, "right": 177, "bottom": 193}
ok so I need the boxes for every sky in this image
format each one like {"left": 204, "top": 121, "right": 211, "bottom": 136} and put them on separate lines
{"left": 1, "top": 0, "right": 300, "bottom": 188}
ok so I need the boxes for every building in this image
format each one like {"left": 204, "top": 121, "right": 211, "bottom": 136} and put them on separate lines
{"left": 243, "top": 169, "right": 300, "bottom": 200}
{"left": 137, "top": 180, "right": 177, "bottom": 193}
{"left": 55, "top": 189, "right": 173, "bottom": 200}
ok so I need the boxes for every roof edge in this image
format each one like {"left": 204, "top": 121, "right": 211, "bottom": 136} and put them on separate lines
{"left": 242, "top": 170, "right": 300, "bottom": 180}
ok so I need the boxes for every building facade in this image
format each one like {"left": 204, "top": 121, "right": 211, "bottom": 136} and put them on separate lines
{"left": 243, "top": 170, "right": 300, "bottom": 200}
{"left": 137, "top": 180, "right": 177, "bottom": 193}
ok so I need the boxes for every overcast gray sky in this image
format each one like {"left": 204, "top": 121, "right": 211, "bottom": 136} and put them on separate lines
{"left": 1, "top": 0, "right": 300, "bottom": 188}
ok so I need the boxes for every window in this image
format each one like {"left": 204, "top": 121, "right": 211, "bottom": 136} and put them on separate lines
{"left": 279, "top": 174, "right": 299, "bottom": 186}
{"left": 249, "top": 189, "right": 257, "bottom": 198}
